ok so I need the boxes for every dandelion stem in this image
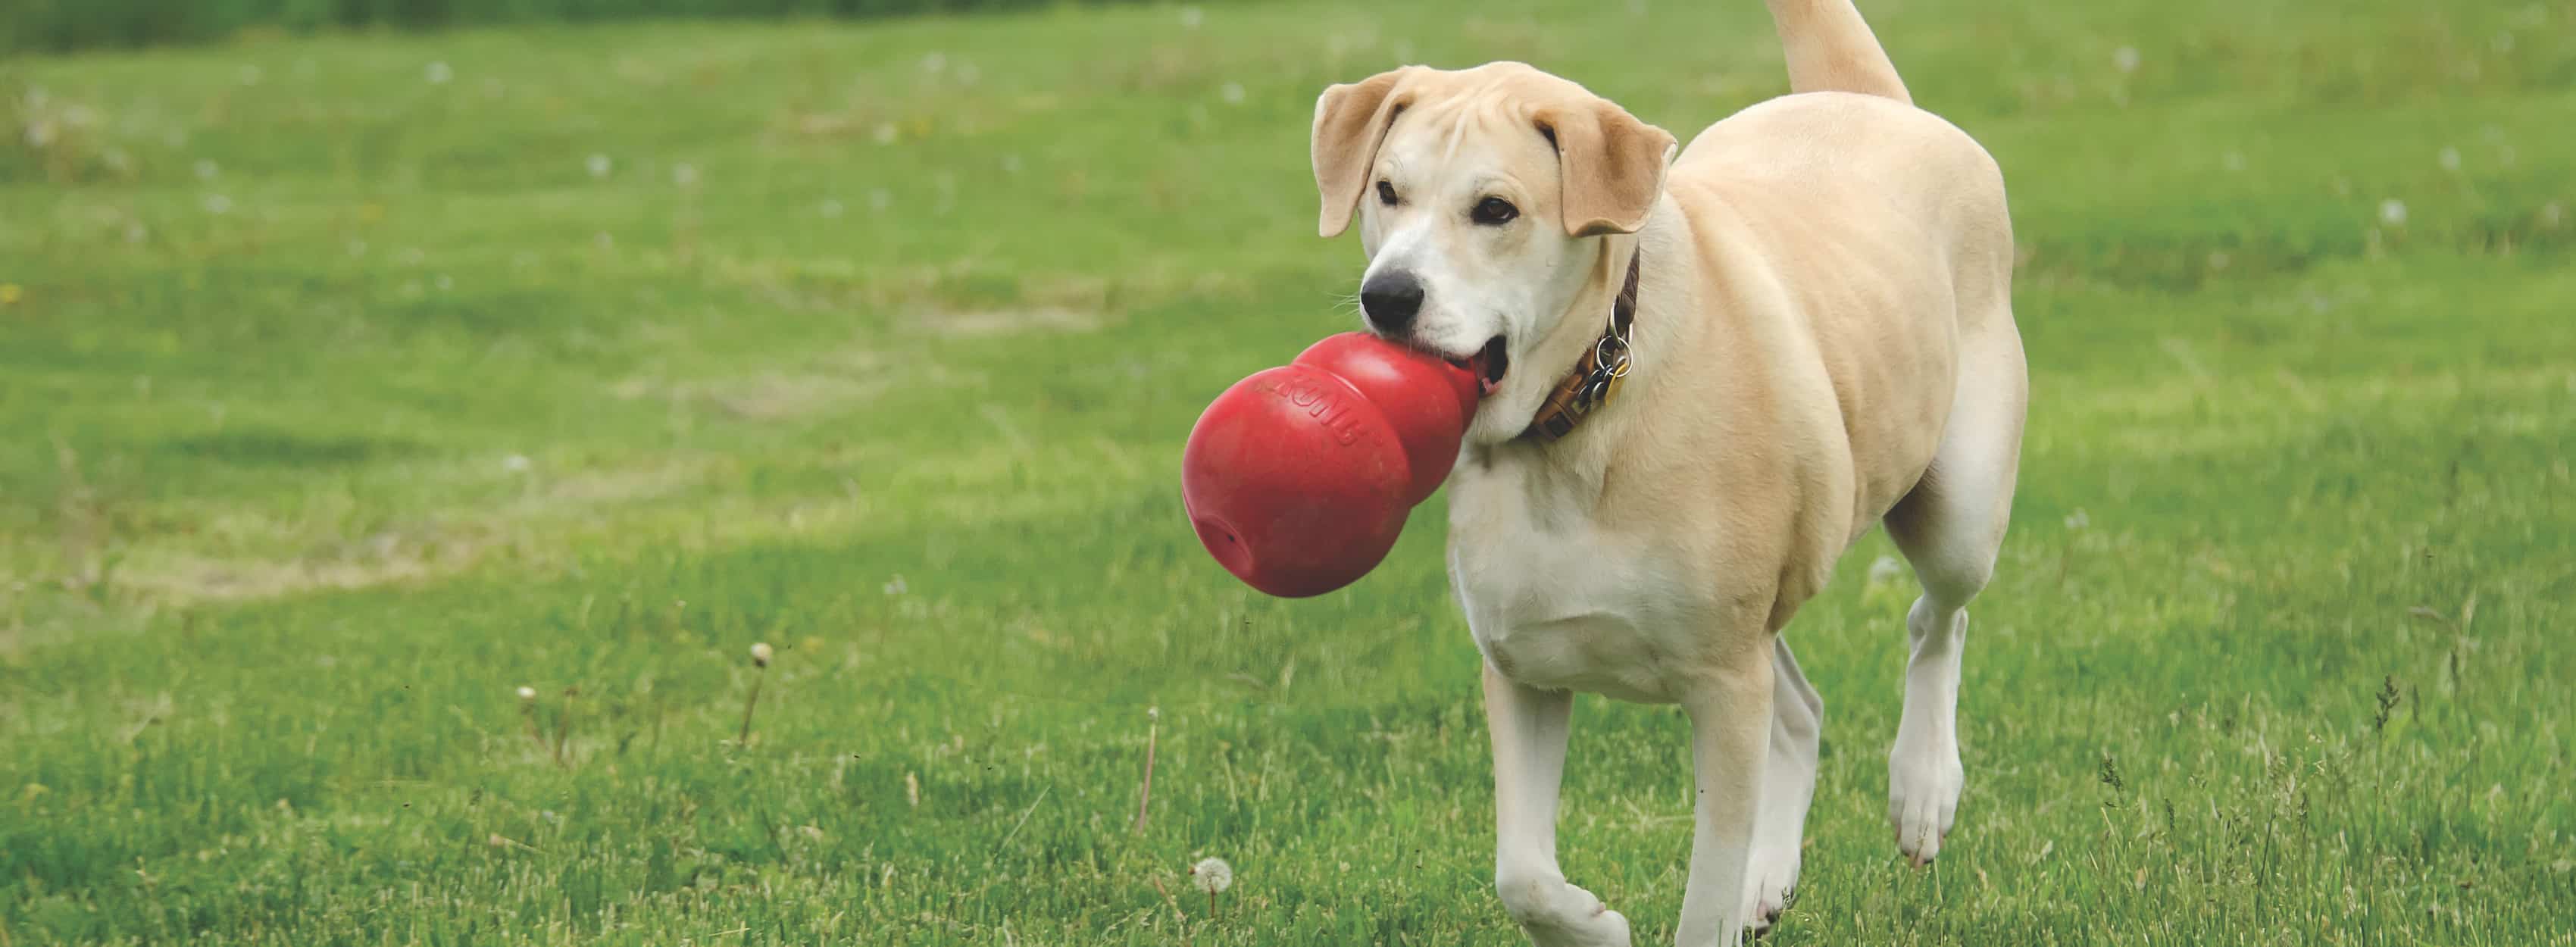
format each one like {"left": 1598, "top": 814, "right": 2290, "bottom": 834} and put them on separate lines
{"left": 1133, "top": 708, "right": 1159, "bottom": 834}
{"left": 552, "top": 687, "right": 576, "bottom": 768}
{"left": 740, "top": 642, "right": 774, "bottom": 746}
{"left": 517, "top": 686, "right": 544, "bottom": 754}
{"left": 739, "top": 673, "right": 764, "bottom": 745}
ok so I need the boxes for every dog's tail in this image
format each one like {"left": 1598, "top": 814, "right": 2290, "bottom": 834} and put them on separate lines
{"left": 1762, "top": 0, "right": 1912, "bottom": 105}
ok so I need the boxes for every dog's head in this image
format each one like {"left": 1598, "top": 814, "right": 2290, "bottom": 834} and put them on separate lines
{"left": 1311, "top": 62, "right": 1674, "bottom": 443}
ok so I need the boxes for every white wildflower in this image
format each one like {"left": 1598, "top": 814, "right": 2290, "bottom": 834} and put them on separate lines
{"left": 883, "top": 575, "right": 907, "bottom": 595}
{"left": 819, "top": 198, "right": 844, "bottom": 217}
{"left": 586, "top": 153, "right": 611, "bottom": 177}
{"left": 202, "top": 194, "right": 233, "bottom": 214}
{"left": 2064, "top": 508, "right": 2090, "bottom": 530}
{"left": 2112, "top": 46, "right": 2140, "bottom": 73}
{"left": 517, "top": 686, "right": 537, "bottom": 702}
{"left": 921, "top": 52, "right": 946, "bottom": 74}
{"left": 1180, "top": 6, "right": 1204, "bottom": 28}
{"left": 2378, "top": 199, "right": 2408, "bottom": 227}
{"left": 502, "top": 454, "right": 531, "bottom": 473}
{"left": 671, "top": 162, "right": 698, "bottom": 186}
{"left": 1190, "top": 857, "right": 1233, "bottom": 894}
{"left": 751, "top": 642, "right": 774, "bottom": 667}
{"left": 2437, "top": 147, "right": 2460, "bottom": 172}
{"left": 872, "top": 123, "right": 897, "bottom": 145}
{"left": 195, "top": 159, "right": 219, "bottom": 180}
{"left": 425, "top": 61, "right": 453, "bottom": 84}
{"left": 1220, "top": 82, "right": 1246, "bottom": 105}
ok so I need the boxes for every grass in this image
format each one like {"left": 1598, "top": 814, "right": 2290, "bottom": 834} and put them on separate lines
{"left": 2, "top": 0, "right": 2573, "bottom": 943}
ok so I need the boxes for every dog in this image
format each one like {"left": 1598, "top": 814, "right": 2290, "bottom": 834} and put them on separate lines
{"left": 1307, "top": 1, "right": 2025, "bottom": 942}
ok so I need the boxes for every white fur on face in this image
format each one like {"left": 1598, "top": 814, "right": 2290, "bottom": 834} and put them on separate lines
{"left": 1355, "top": 101, "right": 1599, "bottom": 443}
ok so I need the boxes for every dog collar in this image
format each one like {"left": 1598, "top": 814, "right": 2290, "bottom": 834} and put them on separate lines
{"left": 1519, "top": 248, "right": 1641, "bottom": 443}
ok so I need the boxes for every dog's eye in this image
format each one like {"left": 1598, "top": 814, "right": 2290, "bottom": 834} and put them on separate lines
{"left": 1376, "top": 180, "right": 1399, "bottom": 206}
{"left": 1471, "top": 196, "right": 1518, "bottom": 226}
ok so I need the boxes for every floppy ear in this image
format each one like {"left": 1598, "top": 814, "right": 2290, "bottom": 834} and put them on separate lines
{"left": 1534, "top": 99, "right": 1677, "bottom": 237}
{"left": 1311, "top": 67, "right": 1416, "bottom": 238}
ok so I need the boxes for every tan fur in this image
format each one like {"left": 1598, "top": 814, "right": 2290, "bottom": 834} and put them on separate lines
{"left": 1307, "top": 2, "right": 2025, "bottom": 944}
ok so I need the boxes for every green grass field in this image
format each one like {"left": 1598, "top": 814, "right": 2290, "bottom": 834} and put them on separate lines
{"left": 5, "top": 1, "right": 2574, "bottom": 943}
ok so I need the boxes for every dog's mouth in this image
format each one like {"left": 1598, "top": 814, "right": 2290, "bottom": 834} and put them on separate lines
{"left": 1446, "top": 336, "right": 1509, "bottom": 398}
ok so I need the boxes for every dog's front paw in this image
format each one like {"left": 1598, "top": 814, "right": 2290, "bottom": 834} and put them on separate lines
{"left": 1740, "top": 843, "right": 1799, "bottom": 933}
{"left": 1887, "top": 742, "right": 1963, "bottom": 865}
{"left": 1499, "top": 872, "right": 1632, "bottom": 947}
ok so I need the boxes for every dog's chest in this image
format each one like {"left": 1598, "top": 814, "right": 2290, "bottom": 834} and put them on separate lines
{"left": 1446, "top": 472, "right": 1705, "bottom": 704}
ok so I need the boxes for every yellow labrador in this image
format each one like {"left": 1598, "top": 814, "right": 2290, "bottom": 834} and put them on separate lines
{"left": 1308, "top": 1, "right": 2025, "bottom": 943}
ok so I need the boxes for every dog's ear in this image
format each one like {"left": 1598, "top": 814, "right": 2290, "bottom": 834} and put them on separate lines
{"left": 1534, "top": 98, "right": 1677, "bottom": 238}
{"left": 1311, "top": 67, "right": 1417, "bottom": 239}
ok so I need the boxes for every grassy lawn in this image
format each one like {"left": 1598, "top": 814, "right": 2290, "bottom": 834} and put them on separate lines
{"left": 4, "top": 0, "right": 2573, "bottom": 943}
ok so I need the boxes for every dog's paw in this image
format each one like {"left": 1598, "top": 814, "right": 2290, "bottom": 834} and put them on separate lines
{"left": 1740, "top": 843, "right": 1799, "bottom": 933}
{"left": 1500, "top": 873, "right": 1632, "bottom": 947}
{"left": 1887, "top": 744, "right": 1962, "bottom": 865}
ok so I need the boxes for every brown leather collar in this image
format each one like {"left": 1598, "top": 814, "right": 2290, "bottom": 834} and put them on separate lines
{"left": 1519, "top": 248, "right": 1642, "bottom": 443}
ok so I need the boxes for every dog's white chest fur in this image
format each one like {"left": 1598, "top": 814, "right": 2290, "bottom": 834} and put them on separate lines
{"left": 1446, "top": 458, "right": 1702, "bottom": 705}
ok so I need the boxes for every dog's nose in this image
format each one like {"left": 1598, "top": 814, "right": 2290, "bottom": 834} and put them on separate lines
{"left": 1360, "top": 270, "right": 1425, "bottom": 334}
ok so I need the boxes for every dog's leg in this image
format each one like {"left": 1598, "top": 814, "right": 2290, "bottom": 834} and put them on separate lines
{"left": 1884, "top": 591, "right": 1968, "bottom": 866}
{"left": 1485, "top": 662, "right": 1631, "bottom": 947}
{"left": 1883, "top": 320, "right": 2025, "bottom": 866}
{"left": 1740, "top": 638, "right": 1821, "bottom": 930}
{"left": 1676, "top": 651, "right": 1775, "bottom": 947}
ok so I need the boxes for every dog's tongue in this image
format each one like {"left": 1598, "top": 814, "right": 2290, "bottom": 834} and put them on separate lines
{"left": 1465, "top": 349, "right": 1499, "bottom": 398}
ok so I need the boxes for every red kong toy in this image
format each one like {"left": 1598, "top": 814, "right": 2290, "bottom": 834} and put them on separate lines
{"left": 1181, "top": 332, "right": 1480, "bottom": 597}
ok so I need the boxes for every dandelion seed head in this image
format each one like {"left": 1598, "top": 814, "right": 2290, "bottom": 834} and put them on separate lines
{"left": 1865, "top": 555, "right": 1903, "bottom": 587}
{"left": 1190, "top": 857, "right": 1233, "bottom": 894}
